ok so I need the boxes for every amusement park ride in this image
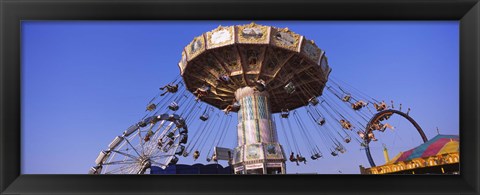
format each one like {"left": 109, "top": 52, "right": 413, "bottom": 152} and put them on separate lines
{"left": 89, "top": 23, "right": 430, "bottom": 174}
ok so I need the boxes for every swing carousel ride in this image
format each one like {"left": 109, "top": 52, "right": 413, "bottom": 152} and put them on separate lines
{"left": 89, "top": 23, "right": 429, "bottom": 174}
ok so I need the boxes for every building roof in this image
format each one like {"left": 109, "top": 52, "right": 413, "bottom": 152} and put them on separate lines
{"left": 387, "top": 134, "right": 459, "bottom": 164}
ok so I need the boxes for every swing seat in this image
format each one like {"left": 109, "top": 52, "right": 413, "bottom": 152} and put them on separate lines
{"left": 144, "top": 116, "right": 159, "bottom": 124}
{"left": 175, "top": 145, "right": 185, "bottom": 155}
{"left": 182, "top": 152, "right": 189, "bottom": 157}
{"left": 202, "top": 86, "right": 211, "bottom": 91}
{"left": 221, "top": 75, "right": 230, "bottom": 81}
{"left": 89, "top": 165, "right": 102, "bottom": 174}
{"left": 281, "top": 108, "right": 290, "bottom": 118}
{"left": 231, "top": 102, "right": 241, "bottom": 111}
{"left": 157, "top": 140, "right": 163, "bottom": 148}
{"left": 311, "top": 155, "right": 317, "bottom": 160}
{"left": 168, "top": 156, "right": 179, "bottom": 165}
{"left": 298, "top": 157, "right": 306, "bottom": 162}
{"left": 166, "top": 132, "right": 175, "bottom": 138}
{"left": 255, "top": 80, "right": 266, "bottom": 92}
{"left": 255, "top": 83, "right": 265, "bottom": 92}
{"left": 168, "top": 102, "right": 179, "bottom": 111}
{"left": 284, "top": 82, "right": 296, "bottom": 94}
{"left": 309, "top": 97, "right": 319, "bottom": 106}
{"left": 342, "top": 121, "right": 352, "bottom": 130}
{"left": 193, "top": 151, "right": 200, "bottom": 160}
{"left": 177, "top": 119, "right": 187, "bottom": 129}
{"left": 206, "top": 157, "right": 212, "bottom": 162}
{"left": 342, "top": 94, "right": 351, "bottom": 102}
{"left": 317, "top": 118, "right": 326, "bottom": 126}
{"left": 179, "top": 128, "right": 188, "bottom": 134}
{"left": 168, "top": 85, "right": 178, "bottom": 93}
{"left": 314, "top": 153, "right": 322, "bottom": 158}
{"left": 200, "top": 115, "right": 209, "bottom": 121}
{"left": 137, "top": 120, "right": 148, "bottom": 128}
{"left": 352, "top": 104, "right": 362, "bottom": 111}
{"left": 180, "top": 134, "right": 188, "bottom": 144}
{"left": 331, "top": 151, "right": 338, "bottom": 156}
{"left": 336, "top": 146, "right": 342, "bottom": 152}
{"left": 144, "top": 134, "right": 152, "bottom": 142}
{"left": 344, "top": 138, "right": 351, "bottom": 143}
{"left": 146, "top": 103, "right": 157, "bottom": 111}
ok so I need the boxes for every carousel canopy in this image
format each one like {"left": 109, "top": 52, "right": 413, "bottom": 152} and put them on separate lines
{"left": 178, "top": 23, "right": 331, "bottom": 113}
{"left": 387, "top": 134, "right": 459, "bottom": 164}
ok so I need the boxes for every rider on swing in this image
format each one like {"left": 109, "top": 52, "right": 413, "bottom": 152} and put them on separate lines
{"left": 340, "top": 119, "right": 352, "bottom": 130}
{"left": 160, "top": 83, "right": 178, "bottom": 96}
{"left": 289, "top": 152, "right": 299, "bottom": 166}
{"left": 216, "top": 74, "right": 231, "bottom": 84}
{"left": 357, "top": 130, "right": 366, "bottom": 140}
{"left": 144, "top": 130, "right": 154, "bottom": 142}
{"left": 297, "top": 154, "right": 307, "bottom": 165}
{"left": 193, "top": 151, "right": 200, "bottom": 161}
{"left": 255, "top": 79, "right": 267, "bottom": 92}
{"left": 223, "top": 100, "right": 240, "bottom": 115}
{"left": 351, "top": 100, "right": 367, "bottom": 110}
{"left": 368, "top": 131, "right": 378, "bottom": 141}
{"left": 374, "top": 100, "right": 388, "bottom": 111}
{"left": 193, "top": 85, "right": 211, "bottom": 101}
{"left": 342, "top": 94, "right": 351, "bottom": 102}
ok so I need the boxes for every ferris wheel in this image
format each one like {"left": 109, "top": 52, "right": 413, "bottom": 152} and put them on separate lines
{"left": 89, "top": 114, "right": 188, "bottom": 174}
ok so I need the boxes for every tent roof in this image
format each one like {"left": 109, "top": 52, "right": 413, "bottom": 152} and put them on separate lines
{"left": 386, "top": 134, "right": 459, "bottom": 164}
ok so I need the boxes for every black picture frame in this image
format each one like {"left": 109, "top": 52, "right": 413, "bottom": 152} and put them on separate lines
{"left": 1, "top": 0, "right": 479, "bottom": 194}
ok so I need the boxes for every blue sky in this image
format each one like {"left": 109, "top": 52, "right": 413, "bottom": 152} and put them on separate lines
{"left": 21, "top": 21, "right": 459, "bottom": 174}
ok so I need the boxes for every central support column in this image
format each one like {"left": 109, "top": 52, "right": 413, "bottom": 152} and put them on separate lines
{"left": 232, "top": 87, "right": 286, "bottom": 174}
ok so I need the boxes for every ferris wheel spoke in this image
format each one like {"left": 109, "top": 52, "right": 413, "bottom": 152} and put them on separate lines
{"left": 111, "top": 164, "right": 135, "bottom": 174}
{"left": 119, "top": 164, "right": 140, "bottom": 174}
{"left": 156, "top": 123, "right": 175, "bottom": 142}
{"left": 150, "top": 153, "right": 174, "bottom": 159}
{"left": 121, "top": 162, "right": 140, "bottom": 174}
{"left": 111, "top": 150, "right": 140, "bottom": 160}
{"left": 129, "top": 162, "right": 145, "bottom": 174}
{"left": 102, "top": 159, "right": 138, "bottom": 166}
{"left": 145, "top": 131, "right": 163, "bottom": 155}
{"left": 104, "top": 162, "right": 138, "bottom": 174}
{"left": 150, "top": 160, "right": 168, "bottom": 167}
{"left": 147, "top": 145, "right": 164, "bottom": 159}
{"left": 108, "top": 163, "right": 138, "bottom": 174}
{"left": 138, "top": 128, "right": 148, "bottom": 156}
{"left": 123, "top": 163, "right": 139, "bottom": 174}
{"left": 104, "top": 154, "right": 132, "bottom": 173}
{"left": 153, "top": 121, "right": 168, "bottom": 135}
{"left": 147, "top": 124, "right": 177, "bottom": 156}
{"left": 144, "top": 135, "right": 161, "bottom": 156}
{"left": 146, "top": 142, "right": 160, "bottom": 156}
{"left": 124, "top": 137, "right": 143, "bottom": 157}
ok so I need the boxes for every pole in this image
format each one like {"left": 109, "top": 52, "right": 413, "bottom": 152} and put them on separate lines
{"left": 383, "top": 143, "right": 390, "bottom": 163}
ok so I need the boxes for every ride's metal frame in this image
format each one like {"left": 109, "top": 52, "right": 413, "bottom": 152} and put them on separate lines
{"left": 364, "top": 109, "right": 428, "bottom": 167}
